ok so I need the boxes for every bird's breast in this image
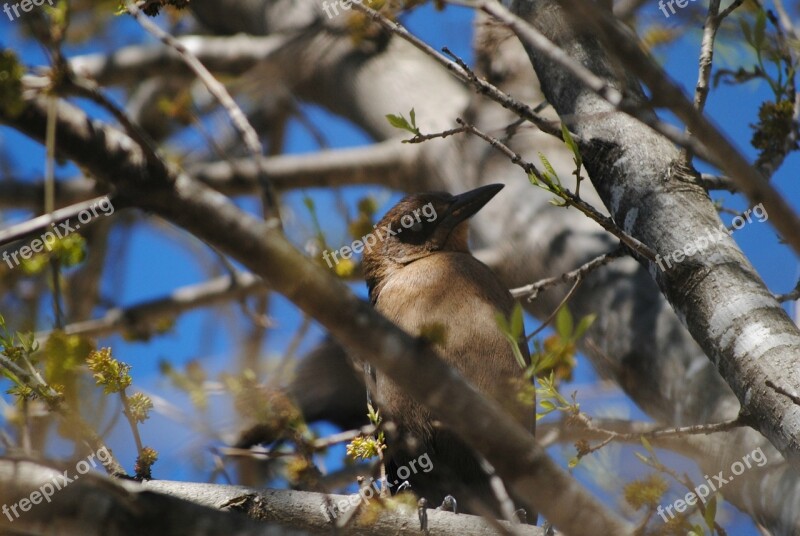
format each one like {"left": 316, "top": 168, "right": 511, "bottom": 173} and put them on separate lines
{"left": 374, "top": 252, "right": 526, "bottom": 422}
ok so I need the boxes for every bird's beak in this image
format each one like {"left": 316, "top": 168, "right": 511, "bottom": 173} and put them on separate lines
{"left": 444, "top": 183, "right": 504, "bottom": 226}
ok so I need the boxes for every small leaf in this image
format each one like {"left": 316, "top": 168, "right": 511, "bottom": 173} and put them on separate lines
{"left": 568, "top": 457, "right": 580, "bottom": 468}
{"left": 704, "top": 494, "right": 718, "bottom": 529}
{"left": 538, "top": 152, "right": 557, "bottom": 182}
{"left": 555, "top": 307, "right": 573, "bottom": 339}
{"left": 494, "top": 311, "right": 511, "bottom": 335}
{"left": 386, "top": 113, "right": 412, "bottom": 131}
{"left": 740, "top": 18, "right": 752, "bottom": 46}
{"left": 510, "top": 302, "right": 524, "bottom": 339}
{"left": 386, "top": 110, "right": 421, "bottom": 136}
{"left": 754, "top": 10, "right": 766, "bottom": 49}
{"left": 540, "top": 400, "right": 556, "bottom": 411}
{"left": 574, "top": 313, "right": 596, "bottom": 339}
{"left": 561, "top": 123, "right": 582, "bottom": 167}
{"left": 641, "top": 436, "right": 654, "bottom": 453}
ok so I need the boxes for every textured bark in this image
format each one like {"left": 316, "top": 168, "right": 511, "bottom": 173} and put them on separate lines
{"left": 0, "top": 459, "right": 301, "bottom": 536}
{"left": 0, "top": 458, "right": 548, "bottom": 536}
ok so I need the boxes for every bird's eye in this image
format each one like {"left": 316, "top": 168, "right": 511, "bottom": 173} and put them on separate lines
{"left": 410, "top": 221, "right": 423, "bottom": 232}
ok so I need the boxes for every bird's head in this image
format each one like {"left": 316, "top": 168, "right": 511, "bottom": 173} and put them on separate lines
{"left": 362, "top": 183, "right": 504, "bottom": 300}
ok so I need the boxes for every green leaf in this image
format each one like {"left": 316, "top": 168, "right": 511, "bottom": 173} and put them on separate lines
{"left": 561, "top": 123, "right": 582, "bottom": 167}
{"left": 555, "top": 307, "right": 573, "bottom": 339}
{"left": 386, "top": 109, "right": 421, "bottom": 136}
{"left": 494, "top": 311, "right": 511, "bottom": 335}
{"left": 754, "top": 10, "right": 766, "bottom": 49}
{"left": 540, "top": 400, "right": 556, "bottom": 411}
{"left": 740, "top": 18, "right": 752, "bottom": 46}
{"left": 386, "top": 113, "right": 412, "bottom": 131}
{"left": 538, "top": 152, "right": 557, "bottom": 182}
{"left": 641, "top": 436, "right": 654, "bottom": 453}
{"left": 704, "top": 494, "right": 718, "bottom": 530}
{"left": 574, "top": 313, "right": 596, "bottom": 339}
{"left": 0, "top": 51, "right": 25, "bottom": 117}
{"left": 568, "top": 457, "right": 580, "bottom": 468}
{"left": 511, "top": 343, "right": 527, "bottom": 369}
{"left": 510, "top": 302, "right": 524, "bottom": 339}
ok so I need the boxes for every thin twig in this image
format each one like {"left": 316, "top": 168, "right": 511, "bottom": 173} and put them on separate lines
{"left": 456, "top": 118, "right": 658, "bottom": 262}
{"left": 699, "top": 173, "right": 737, "bottom": 192}
{"left": 45, "top": 96, "right": 64, "bottom": 329}
{"left": 574, "top": 411, "right": 743, "bottom": 457}
{"left": 682, "top": 0, "right": 724, "bottom": 167}
{"left": 526, "top": 274, "right": 584, "bottom": 341}
{"left": 217, "top": 424, "right": 378, "bottom": 459}
{"left": 775, "top": 282, "right": 800, "bottom": 303}
{"left": 511, "top": 247, "right": 625, "bottom": 300}
{"left": 405, "top": 125, "right": 469, "bottom": 143}
{"left": 349, "top": 1, "right": 563, "bottom": 140}
{"left": 121, "top": 391, "right": 145, "bottom": 458}
{"left": 450, "top": 0, "right": 719, "bottom": 165}
{"left": 0, "top": 195, "right": 116, "bottom": 248}
{"left": 124, "top": 1, "right": 282, "bottom": 222}
{"left": 549, "top": 0, "right": 800, "bottom": 256}
{"left": 718, "top": 0, "right": 747, "bottom": 21}
{"left": 0, "top": 353, "right": 128, "bottom": 476}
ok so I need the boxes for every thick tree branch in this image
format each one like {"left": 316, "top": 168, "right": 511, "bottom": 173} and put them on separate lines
{"left": 0, "top": 458, "right": 304, "bottom": 535}
{"left": 1, "top": 139, "right": 416, "bottom": 210}
{"left": 498, "top": 0, "right": 800, "bottom": 475}
{"left": 0, "top": 457, "right": 549, "bottom": 535}
{"left": 68, "top": 34, "right": 293, "bottom": 86}
{"left": 144, "top": 480, "right": 548, "bottom": 535}
{"left": 557, "top": 0, "right": 800, "bottom": 253}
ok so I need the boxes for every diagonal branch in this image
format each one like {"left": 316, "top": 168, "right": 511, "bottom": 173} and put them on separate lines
{"left": 555, "top": 0, "right": 800, "bottom": 254}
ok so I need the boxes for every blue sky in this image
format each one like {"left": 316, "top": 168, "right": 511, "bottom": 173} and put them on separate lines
{"left": 0, "top": 3, "right": 798, "bottom": 533}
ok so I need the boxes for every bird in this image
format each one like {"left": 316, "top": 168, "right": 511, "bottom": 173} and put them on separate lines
{"left": 361, "top": 183, "right": 533, "bottom": 517}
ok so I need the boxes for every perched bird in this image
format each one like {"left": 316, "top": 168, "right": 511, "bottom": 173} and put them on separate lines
{"left": 362, "top": 183, "right": 533, "bottom": 517}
